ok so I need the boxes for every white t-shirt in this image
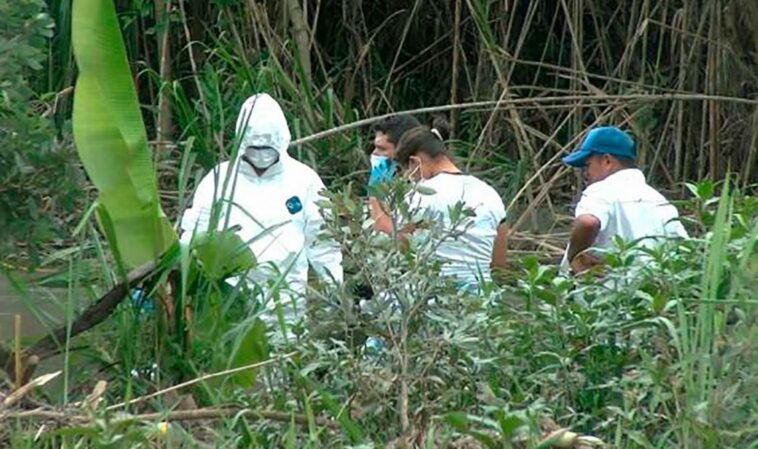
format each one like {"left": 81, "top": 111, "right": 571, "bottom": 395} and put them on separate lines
{"left": 561, "top": 168, "right": 688, "bottom": 271}
{"left": 405, "top": 173, "right": 506, "bottom": 287}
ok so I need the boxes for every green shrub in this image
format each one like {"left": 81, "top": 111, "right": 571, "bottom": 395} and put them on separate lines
{"left": 0, "top": 0, "right": 83, "bottom": 264}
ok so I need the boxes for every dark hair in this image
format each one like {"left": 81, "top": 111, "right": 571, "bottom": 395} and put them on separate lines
{"left": 395, "top": 117, "right": 452, "bottom": 166}
{"left": 614, "top": 155, "right": 637, "bottom": 169}
{"left": 371, "top": 114, "right": 421, "bottom": 146}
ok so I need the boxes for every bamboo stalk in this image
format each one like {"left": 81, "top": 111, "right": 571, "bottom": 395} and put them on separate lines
{"left": 289, "top": 93, "right": 758, "bottom": 147}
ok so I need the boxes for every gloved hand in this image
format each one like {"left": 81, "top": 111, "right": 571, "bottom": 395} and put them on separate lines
{"left": 368, "top": 156, "right": 396, "bottom": 187}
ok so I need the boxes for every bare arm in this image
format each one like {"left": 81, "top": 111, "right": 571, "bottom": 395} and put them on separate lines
{"left": 491, "top": 222, "right": 509, "bottom": 270}
{"left": 369, "top": 197, "right": 395, "bottom": 234}
{"left": 567, "top": 214, "right": 600, "bottom": 261}
{"left": 567, "top": 214, "right": 601, "bottom": 273}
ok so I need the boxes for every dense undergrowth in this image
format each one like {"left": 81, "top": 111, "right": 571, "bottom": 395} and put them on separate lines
{"left": 2, "top": 178, "right": 756, "bottom": 448}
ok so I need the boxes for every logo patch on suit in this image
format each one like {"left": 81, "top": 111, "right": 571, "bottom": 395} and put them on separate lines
{"left": 285, "top": 196, "right": 303, "bottom": 214}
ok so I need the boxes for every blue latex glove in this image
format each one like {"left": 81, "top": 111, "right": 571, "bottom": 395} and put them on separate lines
{"left": 368, "top": 157, "right": 396, "bottom": 187}
{"left": 130, "top": 288, "right": 155, "bottom": 313}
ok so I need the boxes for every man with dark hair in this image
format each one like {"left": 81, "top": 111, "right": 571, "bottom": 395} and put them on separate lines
{"left": 369, "top": 115, "right": 421, "bottom": 155}
{"left": 561, "top": 126, "right": 688, "bottom": 274}
{"left": 367, "top": 114, "right": 421, "bottom": 186}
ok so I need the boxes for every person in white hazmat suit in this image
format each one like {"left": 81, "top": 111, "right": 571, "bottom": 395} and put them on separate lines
{"left": 179, "top": 93, "right": 343, "bottom": 336}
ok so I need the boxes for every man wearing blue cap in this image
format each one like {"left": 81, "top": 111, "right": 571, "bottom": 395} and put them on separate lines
{"left": 561, "top": 126, "right": 688, "bottom": 274}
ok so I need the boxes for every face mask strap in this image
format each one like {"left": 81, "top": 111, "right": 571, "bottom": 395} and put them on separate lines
{"left": 405, "top": 161, "right": 422, "bottom": 181}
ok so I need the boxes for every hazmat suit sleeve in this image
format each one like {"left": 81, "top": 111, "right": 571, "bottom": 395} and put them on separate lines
{"left": 302, "top": 176, "right": 344, "bottom": 284}
{"left": 179, "top": 166, "right": 226, "bottom": 245}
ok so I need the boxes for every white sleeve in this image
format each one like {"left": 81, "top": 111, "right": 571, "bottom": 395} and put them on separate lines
{"left": 575, "top": 189, "right": 610, "bottom": 232}
{"left": 303, "top": 175, "right": 344, "bottom": 284}
{"left": 402, "top": 183, "right": 439, "bottom": 225}
{"left": 490, "top": 193, "right": 506, "bottom": 227}
{"left": 179, "top": 169, "right": 222, "bottom": 245}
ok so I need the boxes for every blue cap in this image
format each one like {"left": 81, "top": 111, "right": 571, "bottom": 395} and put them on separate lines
{"left": 563, "top": 126, "right": 636, "bottom": 167}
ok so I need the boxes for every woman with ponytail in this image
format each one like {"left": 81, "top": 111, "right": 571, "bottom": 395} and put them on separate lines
{"left": 372, "top": 118, "right": 508, "bottom": 290}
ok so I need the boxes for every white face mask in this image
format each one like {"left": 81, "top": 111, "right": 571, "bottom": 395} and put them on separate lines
{"left": 243, "top": 146, "right": 279, "bottom": 170}
{"left": 370, "top": 154, "right": 390, "bottom": 169}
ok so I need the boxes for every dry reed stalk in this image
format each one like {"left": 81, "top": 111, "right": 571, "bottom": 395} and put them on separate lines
{"left": 2, "top": 371, "right": 61, "bottom": 410}
{"left": 673, "top": 6, "right": 687, "bottom": 181}
{"left": 346, "top": 9, "right": 411, "bottom": 110}
{"left": 463, "top": 0, "right": 547, "bottom": 226}
{"left": 176, "top": 0, "right": 221, "bottom": 153}
{"left": 449, "top": 0, "right": 462, "bottom": 138}
{"left": 155, "top": 0, "right": 172, "bottom": 158}
{"left": 639, "top": 0, "right": 650, "bottom": 87}
{"left": 381, "top": 0, "right": 423, "bottom": 100}
{"left": 503, "top": 108, "right": 583, "bottom": 215}
{"left": 106, "top": 352, "right": 296, "bottom": 411}
{"left": 707, "top": 0, "right": 722, "bottom": 180}
{"left": 1, "top": 407, "right": 340, "bottom": 430}
{"left": 647, "top": 93, "right": 682, "bottom": 186}
{"left": 563, "top": 0, "right": 586, "bottom": 139}
{"left": 291, "top": 94, "right": 757, "bottom": 147}
{"left": 285, "top": 0, "right": 312, "bottom": 81}
{"left": 511, "top": 166, "right": 570, "bottom": 234}
{"left": 500, "top": 52, "right": 705, "bottom": 96}
{"left": 745, "top": 109, "right": 758, "bottom": 186}
{"left": 244, "top": 0, "right": 261, "bottom": 52}
{"left": 645, "top": 17, "right": 731, "bottom": 48}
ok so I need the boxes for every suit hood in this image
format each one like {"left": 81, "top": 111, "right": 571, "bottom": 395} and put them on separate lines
{"left": 234, "top": 93, "right": 291, "bottom": 177}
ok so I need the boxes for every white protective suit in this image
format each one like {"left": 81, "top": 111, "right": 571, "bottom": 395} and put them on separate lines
{"left": 180, "top": 93, "right": 343, "bottom": 324}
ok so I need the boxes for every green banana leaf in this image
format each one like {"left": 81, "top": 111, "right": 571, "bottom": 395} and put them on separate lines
{"left": 72, "top": 0, "right": 176, "bottom": 268}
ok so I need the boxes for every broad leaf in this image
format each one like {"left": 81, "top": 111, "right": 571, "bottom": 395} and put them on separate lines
{"left": 226, "top": 318, "right": 268, "bottom": 388}
{"left": 191, "top": 229, "right": 256, "bottom": 280}
{"left": 72, "top": 0, "right": 176, "bottom": 268}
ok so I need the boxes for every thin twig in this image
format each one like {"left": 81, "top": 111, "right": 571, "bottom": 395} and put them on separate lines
{"left": 106, "top": 352, "right": 297, "bottom": 411}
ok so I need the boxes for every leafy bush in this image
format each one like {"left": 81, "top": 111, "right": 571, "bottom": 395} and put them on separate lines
{"left": 3, "top": 181, "right": 754, "bottom": 449}
{"left": 0, "top": 0, "right": 83, "bottom": 263}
